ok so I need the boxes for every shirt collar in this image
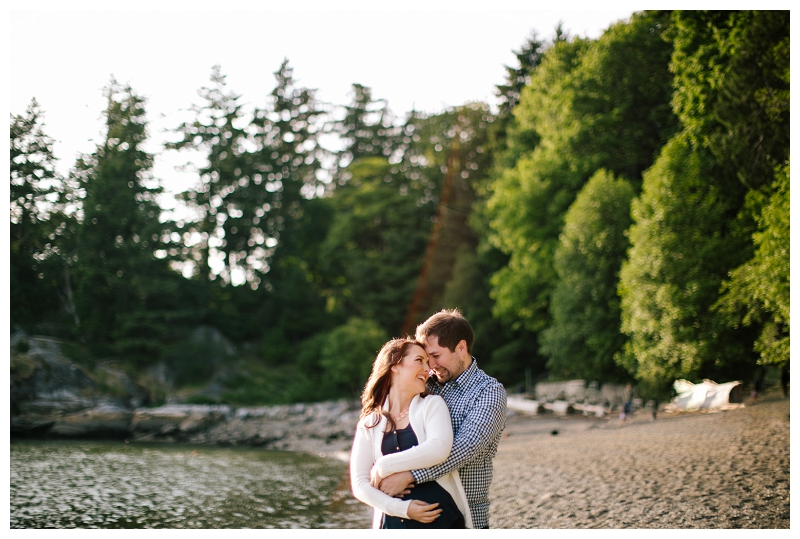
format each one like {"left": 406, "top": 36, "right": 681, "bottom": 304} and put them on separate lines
{"left": 452, "top": 356, "right": 478, "bottom": 387}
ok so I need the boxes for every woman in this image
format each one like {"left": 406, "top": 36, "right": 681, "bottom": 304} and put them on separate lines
{"left": 350, "top": 338, "right": 472, "bottom": 529}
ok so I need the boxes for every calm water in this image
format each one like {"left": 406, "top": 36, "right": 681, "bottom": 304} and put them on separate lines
{"left": 10, "top": 440, "right": 371, "bottom": 529}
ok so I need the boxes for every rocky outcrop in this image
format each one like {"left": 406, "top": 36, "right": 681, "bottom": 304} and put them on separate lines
{"left": 185, "top": 400, "right": 362, "bottom": 453}
{"left": 11, "top": 332, "right": 150, "bottom": 438}
{"left": 9, "top": 331, "right": 362, "bottom": 455}
{"left": 131, "top": 404, "right": 233, "bottom": 438}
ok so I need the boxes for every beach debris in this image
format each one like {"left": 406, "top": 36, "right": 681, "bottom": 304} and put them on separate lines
{"left": 665, "top": 379, "right": 745, "bottom": 412}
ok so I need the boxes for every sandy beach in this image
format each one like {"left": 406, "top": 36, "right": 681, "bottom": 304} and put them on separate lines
{"left": 489, "top": 388, "right": 790, "bottom": 529}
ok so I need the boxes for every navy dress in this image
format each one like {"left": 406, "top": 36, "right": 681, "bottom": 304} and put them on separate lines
{"left": 380, "top": 423, "right": 465, "bottom": 529}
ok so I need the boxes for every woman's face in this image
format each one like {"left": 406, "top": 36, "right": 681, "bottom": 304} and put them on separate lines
{"left": 390, "top": 344, "right": 430, "bottom": 394}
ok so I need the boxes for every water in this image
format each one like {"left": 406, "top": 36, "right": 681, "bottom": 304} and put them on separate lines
{"left": 10, "top": 439, "right": 371, "bottom": 529}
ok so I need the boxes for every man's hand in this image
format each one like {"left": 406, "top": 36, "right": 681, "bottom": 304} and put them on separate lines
{"left": 377, "top": 471, "right": 415, "bottom": 497}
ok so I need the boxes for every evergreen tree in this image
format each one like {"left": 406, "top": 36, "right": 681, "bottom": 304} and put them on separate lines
{"left": 72, "top": 79, "right": 178, "bottom": 360}
{"left": 169, "top": 61, "right": 325, "bottom": 290}
{"left": 398, "top": 103, "right": 494, "bottom": 334}
{"left": 10, "top": 99, "right": 77, "bottom": 332}
{"left": 495, "top": 30, "right": 551, "bottom": 117}
{"left": 334, "top": 83, "right": 396, "bottom": 175}
{"left": 319, "top": 157, "right": 431, "bottom": 335}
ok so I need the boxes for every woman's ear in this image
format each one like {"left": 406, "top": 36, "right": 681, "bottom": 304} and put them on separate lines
{"left": 390, "top": 365, "right": 399, "bottom": 374}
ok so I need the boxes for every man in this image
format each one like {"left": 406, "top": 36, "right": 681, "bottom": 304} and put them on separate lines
{"left": 376, "top": 309, "right": 507, "bottom": 529}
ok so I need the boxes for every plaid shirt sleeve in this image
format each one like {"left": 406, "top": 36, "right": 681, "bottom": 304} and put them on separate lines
{"left": 410, "top": 382, "right": 506, "bottom": 484}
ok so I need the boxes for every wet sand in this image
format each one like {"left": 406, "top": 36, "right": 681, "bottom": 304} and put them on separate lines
{"left": 489, "top": 389, "right": 790, "bottom": 529}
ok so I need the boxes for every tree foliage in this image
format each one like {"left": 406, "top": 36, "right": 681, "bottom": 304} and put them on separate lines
{"left": 669, "top": 10, "right": 789, "bottom": 193}
{"left": 715, "top": 162, "right": 789, "bottom": 366}
{"left": 9, "top": 99, "right": 76, "bottom": 331}
{"left": 10, "top": 11, "right": 790, "bottom": 404}
{"left": 168, "top": 62, "right": 324, "bottom": 287}
{"left": 617, "top": 135, "right": 757, "bottom": 385}
{"left": 334, "top": 83, "right": 397, "bottom": 172}
{"left": 319, "top": 157, "right": 432, "bottom": 335}
{"left": 318, "top": 317, "right": 389, "bottom": 397}
{"left": 618, "top": 10, "right": 789, "bottom": 388}
{"left": 541, "top": 170, "right": 634, "bottom": 382}
{"left": 486, "top": 11, "right": 677, "bottom": 332}
{"left": 71, "top": 79, "right": 182, "bottom": 360}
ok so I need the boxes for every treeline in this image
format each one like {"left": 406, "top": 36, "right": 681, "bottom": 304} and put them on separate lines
{"left": 10, "top": 11, "right": 788, "bottom": 404}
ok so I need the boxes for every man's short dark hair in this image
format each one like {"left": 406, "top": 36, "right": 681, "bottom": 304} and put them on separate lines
{"left": 415, "top": 308, "right": 474, "bottom": 354}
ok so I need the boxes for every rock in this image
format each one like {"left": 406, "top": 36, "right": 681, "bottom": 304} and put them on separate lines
{"left": 10, "top": 414, "right": 58, "bottom": 435}
{"left": 50, "top": 405, "right": 133, "bottom": 438}
{"left": 131, "top": 404, "right": 232, "bottom": 436}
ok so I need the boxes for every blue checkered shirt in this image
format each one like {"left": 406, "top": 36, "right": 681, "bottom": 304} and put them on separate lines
{"left": 410, "top": 358, "right": 507, "bottom": 529}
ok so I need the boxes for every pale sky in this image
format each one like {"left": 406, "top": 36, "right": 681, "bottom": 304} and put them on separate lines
{"left": 7, "top": 1, "right": 648, "bottom": 214}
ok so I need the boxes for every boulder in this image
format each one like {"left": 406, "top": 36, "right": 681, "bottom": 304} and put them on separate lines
{"left": 50, "top": 405, "right": 133, "bottom": 438}
{"left": 131, "top": 404, "right": 232, "bottom": 435}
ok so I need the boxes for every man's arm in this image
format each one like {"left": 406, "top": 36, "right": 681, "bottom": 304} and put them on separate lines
{"left": 411, "top": 383, "right": 506, "bottom": 484}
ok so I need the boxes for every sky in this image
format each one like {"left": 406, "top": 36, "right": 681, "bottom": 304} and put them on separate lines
{"left": 9, "top": 1, "right": 637, "bottom": 207}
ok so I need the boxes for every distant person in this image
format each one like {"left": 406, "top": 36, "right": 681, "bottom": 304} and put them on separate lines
{"left": 751, "top": 367, "right": 765, "bottom": 403}
{"left": 350, "top": 338, "right": 472, "bottom": 528}
{"left": 373, "top": 309, "right": 507, "bottom": 529}
{"left": 619, "top": 383, "right": 634, "bottom": 425}
{"left": 780, "top": 363, "right": 789, "bottom": 398}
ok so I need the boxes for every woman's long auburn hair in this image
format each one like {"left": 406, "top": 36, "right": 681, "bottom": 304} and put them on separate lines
{"left": 360, "top": 337, "right": 427, "bottom": 430}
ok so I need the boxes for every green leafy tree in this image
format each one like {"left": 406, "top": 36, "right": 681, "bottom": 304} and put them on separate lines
{"left": 669, "top": 10, "right": 789, "bottom": 194}
{"left": 540, "top": 170, "right": 634, "bottom": 382}
{"left": 715, "top": 162, "right": 789, "bottom": 367}
{"left": 617, "top": 135, "right": 758, "bottom": 386}
{"left": 485, "top": 11, "right": 677, "bottom": 333}
{"left": 318, "top": 317, "right": 389, "bottom": 397}
{"left": 618, "top": 11, "right": 789, "bottom": 389}
{"left": 319, "top": 157, "right": 432, "bottom": 335}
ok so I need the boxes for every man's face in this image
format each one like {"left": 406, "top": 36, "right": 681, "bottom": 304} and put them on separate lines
{"left": 423, "top": 335, "right": 467, "bottom": 384}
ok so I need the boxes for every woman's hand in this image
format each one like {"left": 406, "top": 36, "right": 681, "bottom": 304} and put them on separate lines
{"left": 406, "top": 501, "right": 442, "bottom": 524}
{"left": 370, "top": 467, "right": 384, "bottom": 488}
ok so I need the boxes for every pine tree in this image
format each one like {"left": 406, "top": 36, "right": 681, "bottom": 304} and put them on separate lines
{"left": 10, "top": 99, "right": 77, "bottom": 331}
{"left": 72, "top": 79, "right": 176, "bottom": 359}
{"left": 334, "top": 83, "right": 396, "bottom": 175}
{"left": 169, "top": 61, "right": 325, "bottom": 290}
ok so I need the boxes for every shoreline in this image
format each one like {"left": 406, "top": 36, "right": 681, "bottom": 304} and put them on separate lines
{"left": 489, "top": 388, "right": 790, "bottom": 528}
{"left": 11, "top": 390, "right": 790, "bottom": 528}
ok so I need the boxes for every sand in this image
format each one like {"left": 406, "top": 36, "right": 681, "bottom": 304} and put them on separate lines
{"left": 488, "top": 388, "right": 790, "bottom": 529}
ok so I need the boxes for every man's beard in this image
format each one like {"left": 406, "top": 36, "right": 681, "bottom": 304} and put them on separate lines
{"left": 431, "top": 359, "right": 462, "bottom": 384}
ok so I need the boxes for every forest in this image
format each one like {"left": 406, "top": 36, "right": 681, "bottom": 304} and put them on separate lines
{"left": 10, "top": 11, "right": 789, "bottom": 405}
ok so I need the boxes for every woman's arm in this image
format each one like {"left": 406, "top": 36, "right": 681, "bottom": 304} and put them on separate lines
{"left": 350, "top": 421, "right": 412, "bottom": 519}
{"left": 371, "top": 396, "right": 453, "bottom": 478}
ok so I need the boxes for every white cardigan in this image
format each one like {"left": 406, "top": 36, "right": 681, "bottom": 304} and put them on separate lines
{"left": 349, "top": 394, "right": 473, "bottom": 529}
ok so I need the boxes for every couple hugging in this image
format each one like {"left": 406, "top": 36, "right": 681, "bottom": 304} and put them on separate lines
{"left": 350, "top": 309, "right": 507, "bottom": 529}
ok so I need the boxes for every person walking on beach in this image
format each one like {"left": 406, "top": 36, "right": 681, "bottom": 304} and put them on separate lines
{"left": 373, "top": 309, "right": 507, "bottom": 529}
{"left": 619, "top": 383, "right": 634, "bottom": 425}
{"left": 350, "top": 338, "right": 472, "bottom": 528}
